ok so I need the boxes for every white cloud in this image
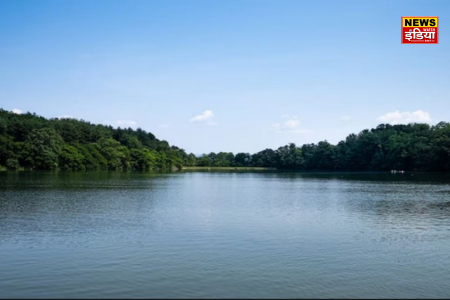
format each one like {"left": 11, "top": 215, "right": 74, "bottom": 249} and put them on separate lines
{"left": 340, "top": 115, "right": 352, "bottom": 122}
{"left": 116, "top": 120, "right": 137, "bottom": 127}
{"left": 189, "top": 110, "right": 217, "bottom": 125}
{"left": 190, "top": 110, "right": 214, "bottom": 122}
{"left": 377, "top": 110, "right": 432, "bottom": 125}
{"left": 272, "top": 115, "right": 309, "bottom": 133}
{"left": 12, "top": 108, "right": 22, "bottom": 114}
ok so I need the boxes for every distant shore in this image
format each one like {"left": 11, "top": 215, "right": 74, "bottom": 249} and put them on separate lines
{"left": 181, "top": 166, "right": 274, "bottom": 171}
{"left": 0, "top": 166, "right": 274, "bottom": 172}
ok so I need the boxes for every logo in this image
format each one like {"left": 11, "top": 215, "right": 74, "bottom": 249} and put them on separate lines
{"left": 402, "top": 16, "right": 438, "bottom": 44}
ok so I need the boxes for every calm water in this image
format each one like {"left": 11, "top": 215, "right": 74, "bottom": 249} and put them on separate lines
{"left": 1, "top": 171, "right": 450, "bottom": 299}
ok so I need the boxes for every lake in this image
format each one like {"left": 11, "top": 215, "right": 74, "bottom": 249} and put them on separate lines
{"left": 1, "top": 171, "right": 450, "bottom": 298}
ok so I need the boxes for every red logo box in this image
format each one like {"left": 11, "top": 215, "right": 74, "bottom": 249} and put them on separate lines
{"left": 402, "top": 16, "right": 438, "bottom": 44}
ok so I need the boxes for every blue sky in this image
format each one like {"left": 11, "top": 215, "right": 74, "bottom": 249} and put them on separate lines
{"left": 0, "top": 0, "right": 449, "bottom": 154}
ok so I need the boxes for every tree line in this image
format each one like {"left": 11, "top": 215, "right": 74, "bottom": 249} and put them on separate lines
{"left": 1, "top": 109, "right": 450, "bottom": 172}
{"left": 200, "top": 122, "right": 450, "bottom": 172}
{"left": 0, "top": 109, "right": 196, "bottom": 171}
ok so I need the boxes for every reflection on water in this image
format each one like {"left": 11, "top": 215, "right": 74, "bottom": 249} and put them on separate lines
{"left": 1, "top": 171, "right": 450, "bottom": 298}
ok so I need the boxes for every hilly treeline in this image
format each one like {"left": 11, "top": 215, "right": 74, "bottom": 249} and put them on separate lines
{"left": 0, "top": 109, "right": 196, "bottom": 171}
{"left": 198, "top": 122, "right": 450, "bottom": 172}
{"left": 1, "top": 109, "right": 450, "bottom": 172}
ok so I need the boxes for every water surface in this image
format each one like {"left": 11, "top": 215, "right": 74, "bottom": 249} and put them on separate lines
{"left": 1, "top": 171, "right": 450, "bottom": 298}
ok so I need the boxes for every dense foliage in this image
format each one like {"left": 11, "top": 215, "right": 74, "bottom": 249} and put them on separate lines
{"left": 198, "top": 123, "right": 450, "bottom": 172}
{"left": 0, "top": 109, "right": 196, "bottom": 171}
{"left": 1, "top": 109, "right": 450, "bottom": 172}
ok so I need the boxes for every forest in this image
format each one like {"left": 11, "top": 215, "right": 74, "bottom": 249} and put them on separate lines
{"left": 0, "top": 109, "right": 195, "bottom": 171}
{"left": 1, "top": 109, "right": 450, "bottom": 172}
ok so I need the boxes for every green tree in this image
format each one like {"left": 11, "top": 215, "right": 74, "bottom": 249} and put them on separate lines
{"left": 197, "top": 155, "right": 211, "bottom": 167}
{"left": 26, "top": 128, "right": 64, "bottom": 170}
{"left": 98, "top": 138, "right": 129, "bottom": 171}
{"left": 277, "top": 143, "right": 303, "bottom": 169}
{"left": 131, "top": 148, "right": 157, "bottom": 170}
{"left": 59, "top": 144, "right": 85, "bottom": 171}
{"left": 235, "top": 153, "right": 251, "bottom": 166}
{"left": 6, "top": 158, "right": 20, "bottom": 170}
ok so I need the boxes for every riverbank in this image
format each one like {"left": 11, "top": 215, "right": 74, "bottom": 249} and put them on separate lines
{"left": 0, "top": 166, "right": 274, "bottom": 172}
{"left": 182, "top": 166, "right": 274, "bottom": 171}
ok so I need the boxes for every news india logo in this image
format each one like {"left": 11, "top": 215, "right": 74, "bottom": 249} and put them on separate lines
{"left": 402, "top": 16, "right": 438, "bottom": 44}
